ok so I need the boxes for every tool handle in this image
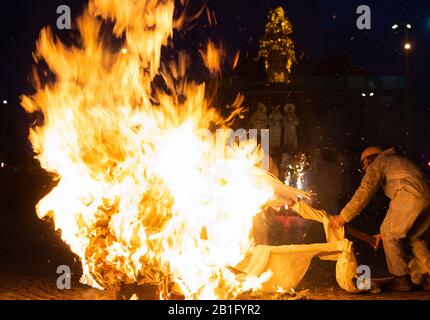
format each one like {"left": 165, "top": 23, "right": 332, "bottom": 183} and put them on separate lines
{"left": 345, "top": 226, "right": 378, "bottom": 248}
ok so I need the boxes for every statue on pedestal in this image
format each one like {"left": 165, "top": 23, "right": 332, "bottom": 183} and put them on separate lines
{"left": 283, "top": 103, "right": 299, "bottom": 152}
{"left": 250, "top": 102, "right": 268, "bottom": 131}
{"left": 269, "top": 105, "right": 283, "bottom": 150}
{"left": 258, "top": 7, "right": 297, "bottom": 83}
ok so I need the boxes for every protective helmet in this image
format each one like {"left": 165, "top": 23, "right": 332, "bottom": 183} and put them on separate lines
{"left": 360, "top": 146, "right": 383, "bottom": 164}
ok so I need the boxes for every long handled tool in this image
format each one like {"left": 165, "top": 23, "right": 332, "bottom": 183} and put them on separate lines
{"left": 345, "top": 225, "right": 378, "bottom": 249}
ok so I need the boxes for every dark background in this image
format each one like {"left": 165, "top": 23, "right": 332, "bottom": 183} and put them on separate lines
{"left": 1, "top": 0, "right": 430, "bottom": 153}
{"left": 0, "top": 0, "right": 429, "bottom": 286}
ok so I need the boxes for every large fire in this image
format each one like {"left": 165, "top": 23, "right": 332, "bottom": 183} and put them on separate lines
{"left": 19, "top": 0, "right": 301, "bottom": 299}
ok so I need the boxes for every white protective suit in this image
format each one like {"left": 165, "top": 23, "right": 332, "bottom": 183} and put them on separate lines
{"left": 236, "top": 172, "right": 360, "bottom": 293}
{"left": 340, "top": 148, "right": 430, "bottom": 278}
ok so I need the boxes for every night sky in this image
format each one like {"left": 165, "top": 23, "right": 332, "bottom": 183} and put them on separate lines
{"left": 0, "top": 0, "right": 429, "bottom": 154}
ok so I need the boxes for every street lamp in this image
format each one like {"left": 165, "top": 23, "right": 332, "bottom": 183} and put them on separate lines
{"left": 394, "top": 23, "right": 412, "bottom": 30}
{"left": 2, "top": 100, "right": 7, "bottom": 104}
{"left": 391, "top": 22, "right": 412, "bottom": 49}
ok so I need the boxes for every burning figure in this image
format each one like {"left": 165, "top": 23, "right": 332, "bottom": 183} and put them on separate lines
{"left": 19, "top": 0, "right": 312, "bottom": 299}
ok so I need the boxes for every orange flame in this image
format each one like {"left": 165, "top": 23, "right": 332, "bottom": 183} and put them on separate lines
{"left": 200, "top": 40, "right": 225, "bottom": 75}
{"left": 21, "top": 0, "right": 275, "bottom": 299}
{"left": 233, "top": 51, "right": 240, "bottom": 70}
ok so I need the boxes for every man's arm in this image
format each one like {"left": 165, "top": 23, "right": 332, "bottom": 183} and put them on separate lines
{"left": 339, "top": 160, "right": 385, "bottom": 223}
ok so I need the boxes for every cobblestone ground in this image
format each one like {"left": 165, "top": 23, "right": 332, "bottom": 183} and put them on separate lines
{"left": 1, "top": 268, "right": 430, "bottom": 300}
{"left": 0, "top": 269, "right": 116, "bottom": 300}
{"left": 1, "top": 216, "right": 430, "bottom": 300}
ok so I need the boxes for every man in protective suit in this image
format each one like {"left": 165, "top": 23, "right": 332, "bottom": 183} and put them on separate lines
{"left": 331, "top": 146, "right": 430, "bottom": 291}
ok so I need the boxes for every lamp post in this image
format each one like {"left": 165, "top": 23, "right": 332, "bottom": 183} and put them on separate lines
{"left": 392, "top": 22, "right": 413, "bottom": 152}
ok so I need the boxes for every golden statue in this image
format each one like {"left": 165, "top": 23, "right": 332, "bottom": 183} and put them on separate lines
{"left": 258, "top": 7, "right": 297, "bottom": 83}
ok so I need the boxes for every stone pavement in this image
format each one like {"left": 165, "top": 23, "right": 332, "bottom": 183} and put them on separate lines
{"left": 306, "top": 288, "right": 430, "bottom": 300}
{"left": 1, "top": 215, "right": 430, "bottom": 300}
{"left": 0, "top": 269, "right": 117, "bottom": 300}
{"left": 1, "top": 268, "right": 430, "bottom": 300}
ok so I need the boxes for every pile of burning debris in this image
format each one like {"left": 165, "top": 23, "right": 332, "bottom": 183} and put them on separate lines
{"left": 21, "top": 0, "right": 364, "bottom": 300}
